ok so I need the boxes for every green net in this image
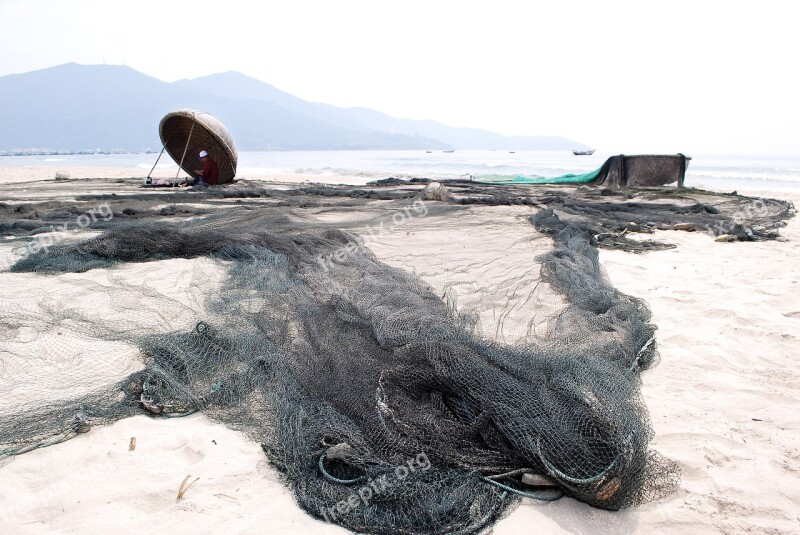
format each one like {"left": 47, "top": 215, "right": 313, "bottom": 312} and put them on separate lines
{"left": 480, "top": 167, "right": 602, "bottom": 185}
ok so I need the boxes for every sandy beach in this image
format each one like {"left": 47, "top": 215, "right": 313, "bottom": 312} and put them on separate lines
{"left": 1, "top": 167, "right": 798, "bottom": 534}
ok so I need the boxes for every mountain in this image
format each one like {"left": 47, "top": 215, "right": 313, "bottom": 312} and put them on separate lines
{"left": 0, "top": 63, "right": 444, "bottom": 152}
{"left": 176, "top": 71, "right": 586, "bottom": 151}
{"left": 0, "top": 63, "right": 587, "bottom": 152}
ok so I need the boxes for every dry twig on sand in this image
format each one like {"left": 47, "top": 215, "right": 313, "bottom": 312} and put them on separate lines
{"left": 177, "top": 475, "right": 200, "bottom": 500}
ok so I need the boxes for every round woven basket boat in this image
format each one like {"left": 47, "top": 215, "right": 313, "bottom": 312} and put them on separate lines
{"left": 159, "top": 109, "right": 238, "bottom": 184}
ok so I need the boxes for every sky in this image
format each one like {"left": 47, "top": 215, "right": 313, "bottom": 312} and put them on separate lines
{"left": 1, "top": 0, "right": 798, "bottom": 155}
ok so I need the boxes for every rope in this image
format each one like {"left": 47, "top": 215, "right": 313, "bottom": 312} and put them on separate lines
{"left": 483, "top": 468, "right": 565, "bottom": 502}
{"left": 629, "top": 335, "right": 656, "bottom": 372}
{"left": 317, "top": 452, "right": 366, "bottom": 485}
{"left": 485, "top": 467, "right": 536, "bottom": 480}
{"left": 536, "top": 437, "right": 618, "bottom": 485}
{"left": 176, "top": 115, "right": 196, "bottom": 180}
{"left": 145, "top": 144, "right": 167, "bottom": 184}
{"left": 160, "top": 409, "right": 199, "bottom": 419}
{"left": 638, "top": 336, "right": 656, "bottom": 356}
{"left": 482, "top": 476, "right": 563, "bottom": 501}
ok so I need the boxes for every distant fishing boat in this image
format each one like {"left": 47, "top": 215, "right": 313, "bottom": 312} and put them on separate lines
{"left": 443, "top": 150, "right": 455, "bottom": 153}
{"left": 425, "top": 150, "right": 433, "bottom": 153}
{"left": 573, "top": 149, "right": 595, "bottom": 156}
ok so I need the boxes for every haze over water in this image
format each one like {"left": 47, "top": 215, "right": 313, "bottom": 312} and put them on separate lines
{"left": 3, "top": 151, "right": 799, "bottom": 194}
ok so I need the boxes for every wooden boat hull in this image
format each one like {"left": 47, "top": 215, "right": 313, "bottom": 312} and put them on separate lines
{"left": 159, "top": 109, "right": 238, "bottom": 184}
{"left": 596, "top": 154, "right": 691, "bottom": 188}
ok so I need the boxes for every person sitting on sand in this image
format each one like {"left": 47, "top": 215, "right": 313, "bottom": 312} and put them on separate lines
{"left": 189, "top": 150, "right": 219, "bottom": 186}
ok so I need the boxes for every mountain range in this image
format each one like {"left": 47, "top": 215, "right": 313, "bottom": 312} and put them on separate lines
{"left": 0, "top": 63, "right": 587, "bottom": 152}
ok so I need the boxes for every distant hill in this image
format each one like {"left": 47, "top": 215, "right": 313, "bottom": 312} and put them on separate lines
{"left": 0, "top": 63, "right": 588, "bottom": 152}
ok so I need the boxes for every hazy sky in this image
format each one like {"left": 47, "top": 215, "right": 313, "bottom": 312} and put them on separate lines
{"left": 1, "top": 0, "right": 797, "bottom": 154}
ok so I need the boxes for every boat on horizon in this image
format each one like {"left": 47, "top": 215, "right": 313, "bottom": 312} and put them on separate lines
{"left": 573, "top": 149, "right": 595, "bottom": 156}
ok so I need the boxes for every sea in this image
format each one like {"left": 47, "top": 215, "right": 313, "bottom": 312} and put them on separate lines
{"left": 3, "top": 150, "right": 800, "bottom": 194}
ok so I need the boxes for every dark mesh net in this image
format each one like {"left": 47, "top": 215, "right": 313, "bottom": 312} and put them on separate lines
{"left": 0, "top": 177, "right": 794, "bottom": 534}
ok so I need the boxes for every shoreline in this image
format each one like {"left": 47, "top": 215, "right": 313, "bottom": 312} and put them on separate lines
{"left": 2, "top": 165, "right": 799, "bottom": 198}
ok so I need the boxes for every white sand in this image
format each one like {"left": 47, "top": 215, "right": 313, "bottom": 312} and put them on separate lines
{"left": 0, "top": 166, "right": 373, "bottom": 186}
{"left": 1, "top": 168, "right": 798, "bottom": 534}
{"left": 496, "top": 204, "right": 800, "bottom": 534}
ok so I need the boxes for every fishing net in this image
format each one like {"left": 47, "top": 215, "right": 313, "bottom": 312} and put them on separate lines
{"left": 0, "top": 177, "right": 794, "bottom": 534}
{"left": 477, "top": 154, "right": 688, "bottom": 187}
{"left": 479, "top": 167, "right": 602, "bottom": 185}
{"left": 432, "top": 181, "right": 792, "bottom": 251}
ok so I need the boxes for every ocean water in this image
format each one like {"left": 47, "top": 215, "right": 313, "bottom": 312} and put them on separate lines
{"left": 3, "top": 151, "right": 800, "bottom": 194}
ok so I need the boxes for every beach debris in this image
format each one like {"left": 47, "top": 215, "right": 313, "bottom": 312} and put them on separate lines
{"left": 715, "top": 234, "right": 732, "bottom": 242}
{"left": 54, "top": 171, "right": 70, "bottom": 180}
{"left": 177, "top": 475, "right": 200, "bottom": 500}
{"left": 163, "top": 399, "right": 195, "bottom": 416}
{"left": 214, "top": 493, "right": 239, "bottom": 504}
{"left": 128, "top": 437, "right": 136, "bottom": 451}
{"left": 594, "top": 228, "right": 628, "bottom": 243}
{"left": 674, "top": 223, "right": 695, "bottom": 231}
{"left": 596, "top": 477, "right": 622, "bottom": 501}
{"left": 415, "top": 181, "right": 456, "bottom": 202}
{"left": 325, "top": 442, "right": 355, "bottom": 461}
{"left": 71, "top": 410, "right": 91, "bottom": 434}
{"left": 124, "top": 378, "right": 144, "bottom": 396}
{"left": 140, "top": 394, "right": 162, "bottom": 414}
{"left": 520, "top": 473, "right": 558, "bottom": 488}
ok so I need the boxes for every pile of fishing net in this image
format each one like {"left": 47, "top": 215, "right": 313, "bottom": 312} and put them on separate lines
{"left": 0, "top": 178, "right": 793, "bottom": 534}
